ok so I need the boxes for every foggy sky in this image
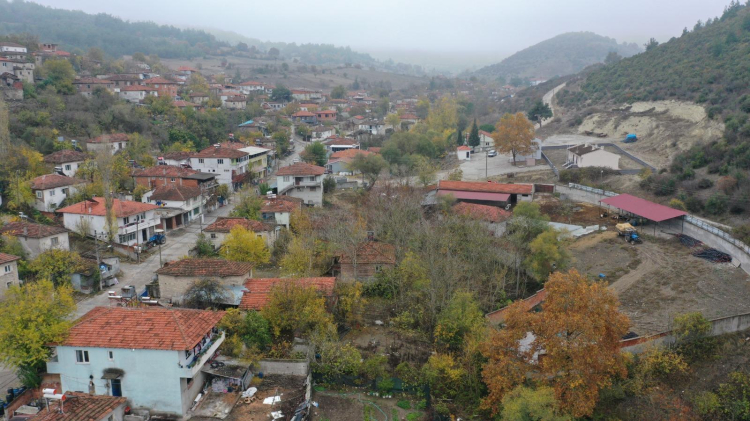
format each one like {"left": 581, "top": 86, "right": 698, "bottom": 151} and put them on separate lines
{"left": 33, "top": 0, "right": 730, "bottom": 64}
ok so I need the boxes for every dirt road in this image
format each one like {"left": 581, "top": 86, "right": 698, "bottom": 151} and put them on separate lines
{"left": 539, "top": 83, "right": 566, "bottom": 128}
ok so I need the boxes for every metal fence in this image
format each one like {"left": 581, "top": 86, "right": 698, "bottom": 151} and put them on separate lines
{"left": 566, "top": 183, "right": 750, "bottom": 256}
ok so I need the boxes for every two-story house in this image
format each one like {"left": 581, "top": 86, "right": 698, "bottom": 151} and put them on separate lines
{"left": 43, "top": 149, "right": 89, "bottom": 177}
{"left": 86, "top": 133, "right": 130, "bottom": 156}
{"left": 0, "top": 221, "right": 70, "bottom": 259}
{"left": 30, "top": 174, "right": 87, "bottom": 212}
{"left": 291, "top": 110, "right": 317, "bottom": 125}
{"left": 118, "top": 85, "right": 157, "bottom": 103}
{"left": 142, "top": 77, "right": 179, "bottom": 98}
{"left": 72, "top": 78, "right": 115, "bottom": 97}
{"left": 143, "top": 184, "right": 203, "bottom": 230}
{"left": 315, "top": 109, "right": 337, "bottom": 122}
{"left": 189, "top": 145, "right": 251, "bottom": 190}
{"left": 45, "top": 306, "right": 225, "bottom": 418}
{"left": 260, "top": 195, "right": 303, "bottom": 228}
{"left": 238, "top": 145, "right": 271, "bottom": 179}
{"left": 276, "top": 162, "right": 325, "bottom": 207}
{"left": 57, "top": 198, "right": 160, "bottom": 246}
{"left": 0, "top": 57, "right": 34, "bottom": 84}
{"left": 134, "top": 165, "right": 219, "bottom": 213}
{"left": 0, "top": 253, "right": 21, "bottom": 298}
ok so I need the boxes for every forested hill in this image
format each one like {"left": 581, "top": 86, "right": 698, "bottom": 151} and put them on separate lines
{"left": 475, "top": 32, "right": 640, "bottom": 80}
{"left": 0, "top": 0, "right": 227, "bottom": 59}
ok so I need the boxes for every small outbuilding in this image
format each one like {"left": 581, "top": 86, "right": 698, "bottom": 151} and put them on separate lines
{"left": 457, "top": 145, "right": 472, "bottom": 161}
{"left": 599, "top": 193, "right": 687, "bottom": 234}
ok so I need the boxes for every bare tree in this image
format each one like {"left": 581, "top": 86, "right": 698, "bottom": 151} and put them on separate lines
{"left": 183, "top": 278, "right": 229, "bottom": 309}
{"left": 95, "top": 149, "right": 118, "bottom": 243}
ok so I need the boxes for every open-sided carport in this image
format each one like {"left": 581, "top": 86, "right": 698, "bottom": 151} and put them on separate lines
{"left": 599, "top": 193, "right": 687, "bottom": 235}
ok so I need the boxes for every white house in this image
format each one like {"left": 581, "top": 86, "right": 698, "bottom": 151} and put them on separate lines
{"left": 45, "top": 306, "right": 225, "bottom": 417}
{"left": 43, "top": 149, "right": 89, "bottom": 177}
{"left": 479, "top": 130, "right": 494, "bottom": 148}
{"left": 323, "top": 137, "right": 359, "bottom": 154}
{"left": 0, "top": 42, "right": 27, "bottom": 54}
{"left": 160, "top": 151, "right": 193, "bottom": 167}
{"left": 86, "top": 133, "right": 129, "bottom": 156}
{"left": 358, "top": 120, "right": 386, "bottom": 135}
{"left": 30, "top": 174, "right": 87, "bottom": 212}
{"left": 57, "top": 197, "right": 160, "bottom": 246}
{"left": 189, "top": 145, "right": 251, "bottom": 189}
{"left": 143, "top": 184, "right": 203, "bottom": 230}
{"left": 118, "top": 85, "right": 158, "bottom": 103}
{"left": 0, "top": 221, "right": 70, "bottom": 259}
{"left": 457, "top": 145, "right": 471, "bottom": 161}
{"left": 276, "top": 162, "right": 325, "bottom": 207}
{"left": 311, "top": 125, "right": 334, "bottom": 140}
{"left": 260, "top": 195, "right": 303, "bottom": 228}
{"left": 0, "top": 253, "right": 20, "bottom": 298}
{"left": 203, "top": 217, "right": 277, "bottom": 249}
{"left": 566, "top": 144, "right": 620, "bottom": 170}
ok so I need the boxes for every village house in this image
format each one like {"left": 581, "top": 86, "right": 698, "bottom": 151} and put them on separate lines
{"left": 237, "top": 80, "right": 271, "bottom": 94}
{"left": 223, "top": 95, "right": 247, "bottom": 110}
{"left": 0, "top": 57, "right": 34, "bottom": 84}
{"left": 160, "top": 151, "right": 192, "bottom": 167}
{"left": 291, "top": 110, "right": 317, "bottom": 125}
{"left": 188, "top": 92, "right": 210, "bottom": 104}
{"left": 311, "top": 125, "right": 334, "bottom": 140}
{"left": 291, "top": 88, "right": 322, "bottom": 101}
{"left": 57, "top": 197, "right": 160, "bottom": 247}
{"left": 315, "top": 109, "right": 337, "bottom": 122}
{"left": 30, "top": 173, "right": 87, "bottom": 212}
{"left": 326, "top": 149, "right": 373, "bottom": 175}
{"left": 133, "top": 166, "right": 219, "bottom": 214}
{"left": 0, "top": 71, "right": 22, "bottom": 101}
{"left": 260, "top": 195, "right": 303, "bottom": 228}
{"left": 399, "top": 113, "right": 419, "bottom": 130}
{"left": 27, "top": 392, "right": 128, "bottom": 421}
{"left": 43, "top": 149, "right": 89, "bottom": 177}
{"left": 358, "top": 120, "right": 386, "bottom": 135}
{"left": 479, "top": 130, "right": 494, "bottom": 148}
{"left": 155, "top": 259, "right": 254, "bottom": 306}
{"left": 45, "top": 306, "right": 225, "bottom": 417}
{"left": 457, "top": 145, "right": 472, "bottom": 161}
{"left": 143, "top": 77, "right": 179, "bottom": 98}
{"left": 262, "top": 101, "right": 284, "bottom": 111}
{"left": 189, "top": 145, "right": 252, "bottom": 190}
{"left": 103, "top": 73, "right": 142, "bottom": 87}
{"left": 0, "top": 253, "right": 21, "bottom": 298}
{"left": 177, "top": 65, "right": 200, "bottom": 76}
{"left": 335, "top": 241, "right": 396, "bottom": 282}
{"left": 565, "top": 143, "right": 620, "bottom": 170}
{"left": 118, "top": 85, "right": 157, "bottom": 103}
{"left": 433, "top": 180, "right": 534, "bottom": 207}
{"left": 86, "top": 133, "right": 129, "bottom": 156}
{"left": 0, "top": 221, "right": 70, "bottom": 259}
{"left": 143, "top": 184, "right": 203, "bottom": 230}
{"left": 203, "top": 217, "right": 277, "bottom": 249}
{"left": 72, "top": 77, "right": 115, "bottom": 97}
{"left": 0, "top": 41, "right": 27, "bottom": 55}
{"left": 276, "top": 162, "right": 325, "bottom": 207}
{"left": 453, "top": 202, "right": 512, "bottom": 236}
{"left": 239, "top": 277, "right": 336, "bottom": 310}
{"left": 323, "top": 137, "right": 359, "bottom": 154}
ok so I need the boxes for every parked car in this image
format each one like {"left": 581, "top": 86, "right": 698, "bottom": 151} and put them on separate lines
{"left": 487, "top": 150, "right": 498, "bottom": 157}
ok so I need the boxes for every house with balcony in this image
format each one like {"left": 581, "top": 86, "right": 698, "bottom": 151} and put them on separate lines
{"left": 43, "top": 149, "right": 89, "bottom": 177}
{"left": 276, "top": 162, "right": 325, "bottom": 207}
{"left": 134, "top": 165, "right": 219, "bottom": 213}
{"left": 57, "top": 198, "right": 160, "bottom": 247}
{"left": 30, "top": 173, "right": 87, "bottom": 212}
{"left": 189, "top": 145, "right": 251, "bottom": 190}
{"left": 45, "top": 306, "right": 225, "bottom": 418}
{"left": 143, "top": 184, "right": 203, "bottom": 230}
{"left": 0, "top": 221, "right": 70, "bottom": 259}
{"left": 291, "top": 110, "right": 317, "bottom": 125}
{"left": 260, "top": 195, "right": 303, "bottom": 228}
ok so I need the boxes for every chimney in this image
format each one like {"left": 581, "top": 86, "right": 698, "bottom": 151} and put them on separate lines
{"left": 23, "top": 225, "right": 28, "bottom": 237}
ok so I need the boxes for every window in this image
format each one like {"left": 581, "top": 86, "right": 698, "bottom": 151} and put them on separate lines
{"left": 108, "top": 351, "right": 114, "bottom": 361}
{"left": 309, "top": 176, "right": 316, "bottom": 182}
{"left": 210, "top": 233, "right": 216, "bottom": 239}
{"left": 49, "top": 189, "right": 55, "bottom": 196}
{"left": 51, "top": 237, "right": 59, "bottom": 246}
{"left": 118, "top": 232, "right": 136, "bottom": 244}
{"left": 199, "top": 158, "right": 205, "bottom": 164}
{"left": 283, "top": 176, "right": 290, "bottom": 182}
{"left": 123, "top": 217, "right": 130, "bottom": 225}
{"left": 3, "top": 265, "right": 10, "bottom": 273}
{"left": 217, "top": 159, "right": 224, "bottom": 165}
{"left": 36, "top": 191, "right": 42, "bottom": 199}
{"left": 62, "top": 188, "right": 68, "bottom": 195}
{"left": 6, "top": 281, "right": 12, "bottom": 289}
{"left": 65, "top": 164, "right": 71, "bottom": 171}
{"left": 171, "top": 178, "right": 175, "bottom": 183}
{"left": 75, "top": 350, "right": 89, "bottom": 363}
{"left": 310, "top": 187, "right": 317, "bottom": 191}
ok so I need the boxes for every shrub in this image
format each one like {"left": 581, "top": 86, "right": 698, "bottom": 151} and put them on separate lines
{"left": 673, "top": 312, "right": 715, "bottom": 360}
{"left": 397, "top": 400, "right": 412, "bottom": 410}
{"left": 697, "top": 178, "right": 714, "bottom": 189}
{"left": 668, "top": 198, "right": 686, "bottom": 211}
{"left": 692, "top": 391, "right": 720, "bottom": 416}
{"left": 377, "top": 378, "right": 395, "bottom": 394}
{"left": 705, "top": 194, "right": 728, "bottom": 215}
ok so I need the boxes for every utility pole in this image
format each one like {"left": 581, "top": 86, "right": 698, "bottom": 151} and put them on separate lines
{"left": 15, "top": 169, "right": 20, "bottom": 208}
{"left": 485, "top": 151, "right": 488, "bottom": 179}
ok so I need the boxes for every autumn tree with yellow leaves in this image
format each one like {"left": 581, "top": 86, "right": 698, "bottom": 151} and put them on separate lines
{"left": 481, "top": 269, "right": 630, "bottom": 418}
{"left": 492, "top": 112, "right": 536, "bottom": 166}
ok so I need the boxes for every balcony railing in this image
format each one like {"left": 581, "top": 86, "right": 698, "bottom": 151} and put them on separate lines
{"left": 182, "top": 331, "right": 225, "bottom": 377}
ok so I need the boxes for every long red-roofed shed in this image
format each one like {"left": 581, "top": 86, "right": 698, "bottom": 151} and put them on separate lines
{"left": 600, "top": 194, "right": 686, "bottom": 222}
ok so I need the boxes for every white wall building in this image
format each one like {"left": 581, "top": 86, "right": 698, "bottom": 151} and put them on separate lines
{"left": 276, "top": 162, "right": 325, "bottom": 207}
{"left": 189, "top": 145, "right": 251, "bottom": 189}
{"left": 30, "top": 174, "right": 87, "bottom": 212}
{"left": 43, "top": 149, "right": 89, "bottom": 177}
{"left": 566, "top": 144, "right": 620, "bottom": 170}
{"left": 0, "top": 221, "right": 70, "bottom": 259}
{"left": 57, "top": 197, "right": 160, "bottom": 246}
{"left": 0, "top": 253, "right": 20, "bottom": 298}
{"left": 118, "top": 85, "right": 158, "bottom": 103}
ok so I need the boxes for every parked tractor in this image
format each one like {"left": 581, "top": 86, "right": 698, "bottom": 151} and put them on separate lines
{"left": 145, "top": 229, "right": 166, "bottom": 249}
{"left": 616, "top": 223, "right": 642, "bottom": 244}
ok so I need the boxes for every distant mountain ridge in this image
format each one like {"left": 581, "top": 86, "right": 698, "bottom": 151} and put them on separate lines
{"left": 475, "top": 32, "right": 641, "bottom": 80}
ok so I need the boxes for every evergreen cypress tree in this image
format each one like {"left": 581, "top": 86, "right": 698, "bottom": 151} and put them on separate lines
{"left": 468, "top": 119, "right": 481, "bottom": 147}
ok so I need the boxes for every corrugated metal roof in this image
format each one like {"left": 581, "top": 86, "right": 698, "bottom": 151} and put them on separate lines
{"left": 600, "top": 193, "right": 687, "bottom": 222}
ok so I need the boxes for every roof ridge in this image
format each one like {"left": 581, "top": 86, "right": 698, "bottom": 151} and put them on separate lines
{"left": 170, "top": 309, "right": 191, "bottom": 350}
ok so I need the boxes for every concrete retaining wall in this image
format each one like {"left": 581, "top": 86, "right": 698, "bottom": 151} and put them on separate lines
{"left": 258, "top": 359, "right": 309, "bottom": 377}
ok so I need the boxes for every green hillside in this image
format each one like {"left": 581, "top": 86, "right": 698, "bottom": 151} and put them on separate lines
{"left": 475, "top": 32, "right": 640, "bottom": 80}
{"left": 0, "top": 0, "right": 228, "bottom": 59}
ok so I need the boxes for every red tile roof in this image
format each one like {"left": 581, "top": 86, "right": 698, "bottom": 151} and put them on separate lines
{"left": 0, "top": 221, "right": 68, "bottom": 239}
{"left": 173, "top": 100, "right": 198, "bottom": 108}
{"left": 119, "top": 85, "right": 156, "bottom": 92}
{"left": 330, "top": 149, "right": 373, "bottom": 159}
{"left": 292, "top": 111, "right": 315, "bottom": 117}
{"left": 30, "top": 174, "right": 86, "bottom": 190}
{"left": 133, "top": 165, "right": 198, "bottom": 178}
{"left": 162, "top": 151, "right": 193, "bottom": 161}
{"left": 204, "top": 217, "right": 268, "bottom": 233}
{"left": 0, "top": 253, "right": 20, "bottom": 265}
{"left": 479, "top": 130, "right": 493, "bottom": 137}
{"left": 155, "top": 258, "right": 254, "bottom": 278}
{"left": 368, "top": 147, "right": 382, "bottom": 154}
{"left": 486, "top": 289, "right": 547, "bottom": 325}
{"left": 29, "top": 392, "right": 127, "bottom": 421}
{"left": 340, "top": 241, "right": 396, "bottom": 265}
{"left": 150, "top": 184, "right": 202, "bottom": 202}
{"left": 399, "top": 113, "right": 418, "bottom": 120}
{"left": 192, "top": 146, "right": 248, "bottom": 159}
{"left": 438, "top": 180, "right": 533, "bottom": 195}
{"left": 457, "top": 146, "right": 471, "bottom": 151}
{"left": 261, "top": 196, "right": 303, "bottom": 213}
{"left": 239, "top": 277, "right": 336, "bottom": 310}
{"left": 143, "top": 77, "right": 178, "bottom": 84}
{"left": 60, "top": 307, "right": 224, "bottom": 351}
{"left": 88, "top": 133, "right": 129, "bottom": 144}
{"left": 56, "top": 197, "right": 158, "bottom": 218}
{"left": 43, "top": 149, "right": 89, "bottom": 164}
{"left": 178, "top": 66, "right": 200, "bottom": 72}
{"left": 325, "top": 137, "right": 358, "bottom": 146}
{"left": 453, "top": 202, "right": 511, "bottom": 223}
{"left": 276, "top": 162, "right": 325, "bottom": 176}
